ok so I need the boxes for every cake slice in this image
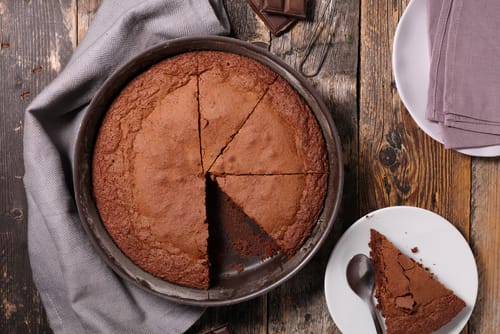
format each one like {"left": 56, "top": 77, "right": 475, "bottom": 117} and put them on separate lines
{"left": 198, "top": 51, "right": 276, "bottom": 171}
{"left": 210, "top": 77, "right": 328, "bottom": 175}
{"left": 369, "top": 229, "right": 466, "bottom": 334}
{"left": 215, "top": 174, "right": 327, "bottom": 256}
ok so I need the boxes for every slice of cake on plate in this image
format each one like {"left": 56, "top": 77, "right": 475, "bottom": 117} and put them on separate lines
{"left": 369, "top": 229, "right": 465, "bottom": 334}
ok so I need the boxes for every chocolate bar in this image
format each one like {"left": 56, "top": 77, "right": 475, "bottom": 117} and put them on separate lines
{"left": 247, "top": 0, "right": 297, "bottom": 36}
{"left": 263, "top": 0, "right": 307, "bottom": 19}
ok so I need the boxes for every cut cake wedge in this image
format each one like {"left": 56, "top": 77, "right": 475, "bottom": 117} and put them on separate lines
{"left": 369, "top": 229, "right": 466, "bottom": 334}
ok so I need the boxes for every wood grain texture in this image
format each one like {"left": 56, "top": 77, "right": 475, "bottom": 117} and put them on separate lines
{"left": 0, "top": 0, "right": 75, "bottom": 333}
{"left": 77, "top": 0, "right": 100, "bottom": 43}
{"left": 360, "top": 1, "right": 471, "bottom": 333}
{"left": 267, "top": 0, "right": 359, "bottom": 333}
{"left": 225, "top": 0, "right": 271, "bottom": 43}
{"left": 360, "top": 0, "right": 470, "bottom": 227}
{"left": 469, "top": 159, "right": 500, "bottom": 334}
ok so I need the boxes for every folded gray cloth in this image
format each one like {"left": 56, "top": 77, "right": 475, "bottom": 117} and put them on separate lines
{"left": 426, "top": 0, "right": 500, "bottom": 149}
{"left": 23, "top": 1, "right": 229, "bottom": 333}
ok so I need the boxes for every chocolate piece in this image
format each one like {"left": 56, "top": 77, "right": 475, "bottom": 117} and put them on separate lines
{"left": 247, "top": 0, "right": 297, "bottom": 36}
{"left": 263, "top": 0, "right": 283, "bottom": 12}
{"left": 263, "top": 0, "right": 307, "bottom": 19}
{"left": 395, "top": 293, "right": 416, "bottom": 313}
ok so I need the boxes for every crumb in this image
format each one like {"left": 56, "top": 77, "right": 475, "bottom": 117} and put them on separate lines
{"left": 1, "top": 41, "right": 10, "bottom": 49}
{"left": 20, "top": 91, "right": 30, "bottom": 99}
{"left": 411, "top": 246, "right": 419, "bottom": 253}
{"left": 32, "top": 66, "right": 43, "bottom": 73}
{"left": 2, "top": 298, "right": 17, "bottom": 320}
{"left": 227, "top": 263, "right": 245, "bottom": 274}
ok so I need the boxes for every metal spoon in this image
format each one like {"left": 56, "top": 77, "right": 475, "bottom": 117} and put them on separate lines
{"left": 346, "top": 254, "right": 384, "bottom": 334}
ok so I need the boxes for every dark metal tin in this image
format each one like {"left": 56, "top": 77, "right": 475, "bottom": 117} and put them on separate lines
{"left": 73, "top": 36, "right": 344, "bottom": 306}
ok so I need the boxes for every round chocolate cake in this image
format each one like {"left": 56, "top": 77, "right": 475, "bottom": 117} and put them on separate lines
{"left": 92, "top": 51, "right": 328, "bottom": 289}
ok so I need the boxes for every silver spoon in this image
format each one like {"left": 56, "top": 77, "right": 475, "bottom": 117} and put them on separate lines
{"left": 346, "top": 254, "right": 384, "bottom": 334}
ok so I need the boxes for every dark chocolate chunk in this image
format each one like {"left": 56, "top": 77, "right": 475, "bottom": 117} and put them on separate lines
{"left": 263, "top": 0, "right": 307, "bottom": 19}
{"left": 247, "top": 0, "right": 297, "bottom": 36}
{"left": 263, "top": 0, "right": 283, "bottom": 12}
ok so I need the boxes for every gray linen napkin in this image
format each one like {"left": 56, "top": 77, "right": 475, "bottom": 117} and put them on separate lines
{"left": 23, "top": 1, "right": 229, "bottom": 333}
{"left": 426, "top": 0, "right": 500, "bottom": 149}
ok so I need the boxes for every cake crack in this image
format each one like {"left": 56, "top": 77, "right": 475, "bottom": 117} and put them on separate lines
{"left": 196, "top": 56, "right": 204, "bottom": 174}
{"left": 205, "top": 75, "right": 279, "bottom": 173}
{"left": 209, "top": 172, "right": 327, "bottom": 176}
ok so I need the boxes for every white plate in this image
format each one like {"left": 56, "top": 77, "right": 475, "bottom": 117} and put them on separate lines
{"left": 324, "top": 206, "right": 478, "bottom": 334}
{"left": 392, "top": 0, "right": 500, "bottom": 157}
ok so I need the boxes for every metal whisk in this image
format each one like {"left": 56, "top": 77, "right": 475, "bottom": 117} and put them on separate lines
{"left": 299, "top": 0, "right": 339, "bottom": 77}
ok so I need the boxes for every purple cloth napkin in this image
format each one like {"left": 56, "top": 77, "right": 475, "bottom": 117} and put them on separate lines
{"left": 426, "top": 0, "right": 500, "bottom": 149}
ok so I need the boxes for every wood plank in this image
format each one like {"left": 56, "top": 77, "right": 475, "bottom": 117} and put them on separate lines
{"left": 76, "top": 0, "right": 100, "bottom": 44}
{"left": 224, "top": 0, "right": 271, "bottom": 43}
{"left": 187, "top": 298, "right": 268, "bottom": 334}
{"left": 469, "top": 159, "right": 500, "bottom": 334}
{"left": 0, "top": 0, "right": 76, "bottom": 333}
{"left": 359, "top": 0, "right": 471, "bottom": 224}
{"left": 267, "top": 0, "right": 360, "bottom": 333}
{"left": 359, "top": 0, "right": 471, "bottom": 333}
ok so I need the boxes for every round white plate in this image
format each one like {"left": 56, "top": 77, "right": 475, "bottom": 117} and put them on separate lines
{"left": 324, "top": 206, "right": 478, "bottom": 334}
{"left": 392, "top": 0, "right": 500, "bottom": 157}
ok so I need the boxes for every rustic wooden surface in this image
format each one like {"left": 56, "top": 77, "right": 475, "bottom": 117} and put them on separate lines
{"left": 0, "top": 0, "right": 498, "bottom": 333}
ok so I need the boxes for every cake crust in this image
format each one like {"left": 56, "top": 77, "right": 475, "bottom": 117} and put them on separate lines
{"left": 198, "top": 51, "right": 277, "bottom": 170}
{"left": 369, "top": 229, "right": 466, "bottom": 334}
{"left": 210, "top": 77, "right": 328, "bottom": 175}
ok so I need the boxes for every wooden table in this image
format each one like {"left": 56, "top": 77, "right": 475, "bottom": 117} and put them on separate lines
{"left": 0, "top": 0, "right": 498, "bottom": 333}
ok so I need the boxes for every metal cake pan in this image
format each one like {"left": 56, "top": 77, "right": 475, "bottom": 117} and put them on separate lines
{"left": 73, "top": 36, "right": 344, "bottom": 306}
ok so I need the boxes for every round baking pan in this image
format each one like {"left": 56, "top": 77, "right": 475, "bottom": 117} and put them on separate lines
{"left": 73, "top": 36, "right": 344, "bottom": 306}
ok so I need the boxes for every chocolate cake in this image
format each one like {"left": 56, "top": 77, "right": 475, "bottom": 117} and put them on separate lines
{"left": 92, "top": 51, "right": 328, "bottom": 289}
{"left": 369, "top": 229, "right": 466, "bottom": 334}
